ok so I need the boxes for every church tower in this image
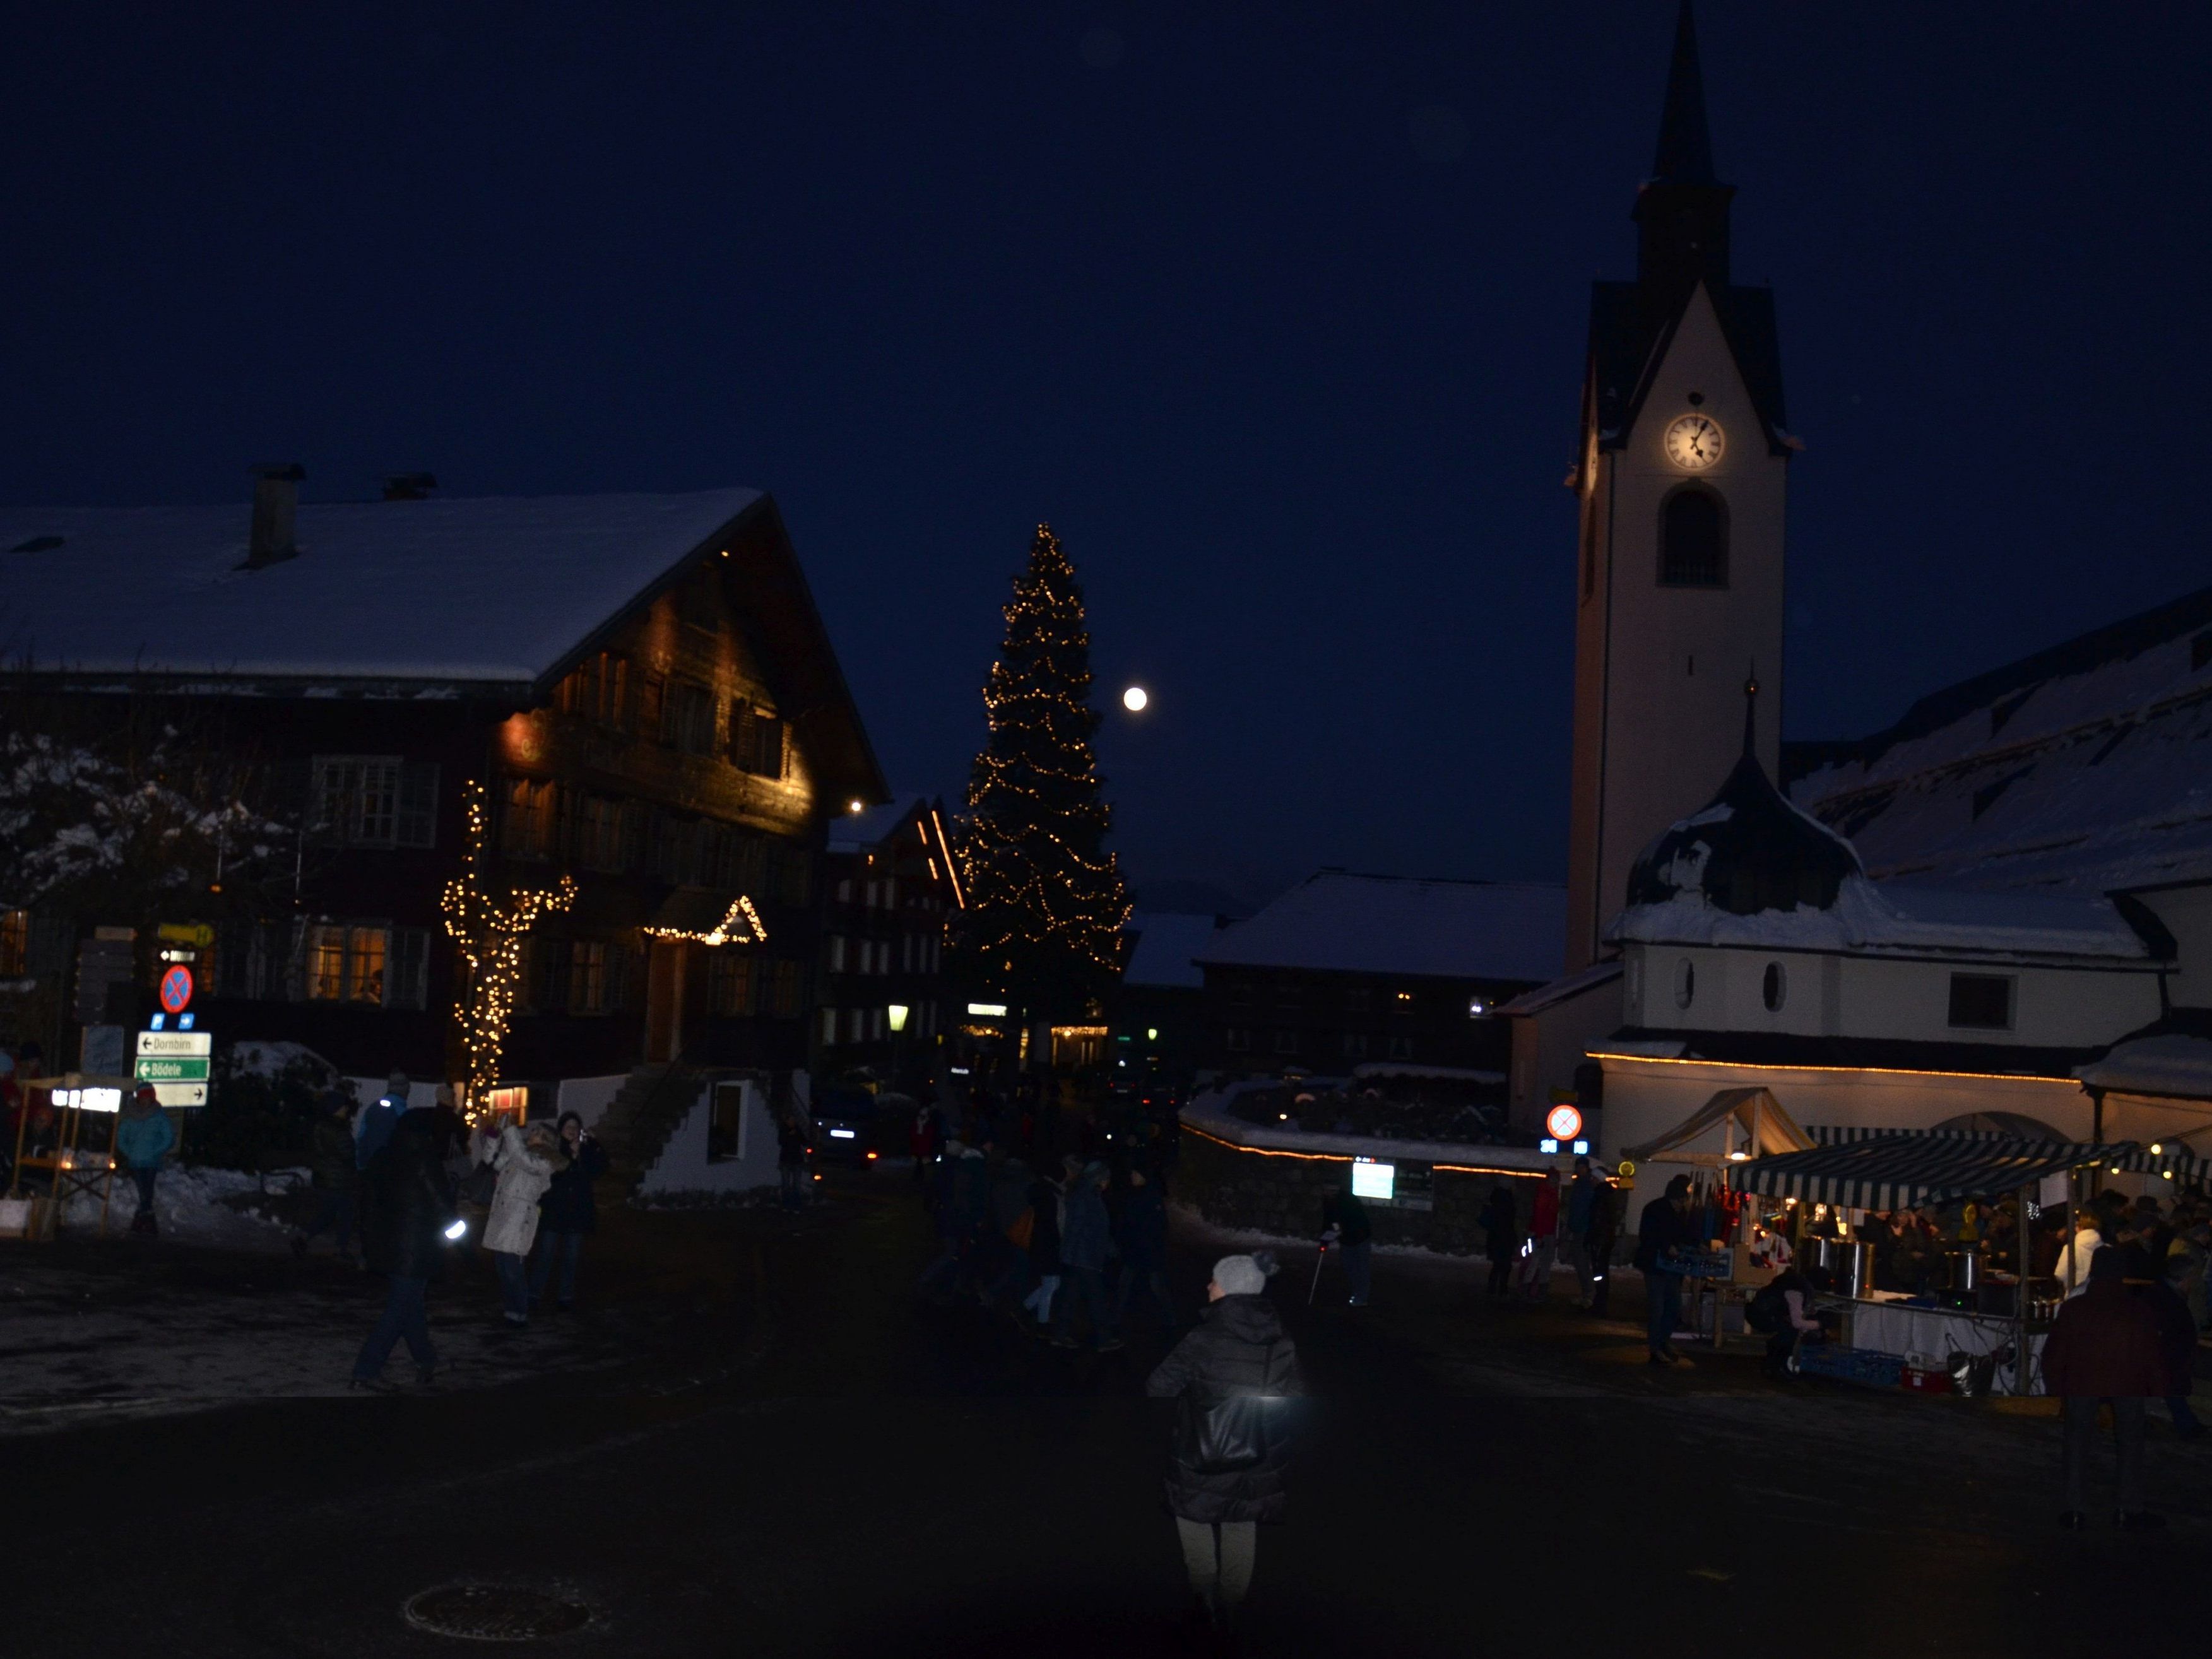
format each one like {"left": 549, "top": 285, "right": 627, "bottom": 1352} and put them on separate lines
{"left": 1563, "top": 0, "right": 1792, "bottom": 969}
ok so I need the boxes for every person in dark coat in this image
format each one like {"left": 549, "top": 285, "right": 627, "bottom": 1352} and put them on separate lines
{"left": 2117, "top": 1222, "right": 2206, "bottom": 1440}
{"left": 1585, "top": 1176, "right": 1621, "bottom": 1315}
{"left": 292, "top": 1092, "right": 360, "bottom": 1258}
{"left": 1145, "top": 1253, "right": 1303, "bottom": 1635}
{"left": 777, "top": 1113, "right": 810, "bottom": 1208}
{"left": 1113, "top": 1167, "right": 1175, "bottom": 1330}
{"left": 350, "top": 1107, "right": 456, "bottom": 1390}
{"left": 1634, "top": 1174, "right": 1696, "bottom": 1367}
{"left": 1480, "top": 1184, "right": 1523, "bottom": 1298}
{"left": 2042, "top": 1247, "right": 2169, "bottom": 1528}
{"left": 1320, "top": 1184, "right": 1374, "bottom": 1307}
{"left": 1053, "top": 1159, "right": 1120, "bottom": 1351}
{"left": 1019, "top": 1168, "right": 1065, "bottom": 1329}
{"left": 529, "top": 1112, "right": 608, "bottom": 1312}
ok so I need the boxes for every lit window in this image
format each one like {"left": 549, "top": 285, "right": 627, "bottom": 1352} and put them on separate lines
{"left": 307, "top": 924, "right": 348, "bottom": 1001}
{"left": 306, "top": 924, "right": 389, "bottom": 1005}
{"left": 0, "top": 910, "right": 27, "bottom": 977}
{"left": 348, "top": 928, "right": 386, "bottom": 1005}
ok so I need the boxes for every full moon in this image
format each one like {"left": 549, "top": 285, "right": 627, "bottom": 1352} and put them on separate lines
{"left": 1121, "top": 686, "right": 1149, "bottom": 712}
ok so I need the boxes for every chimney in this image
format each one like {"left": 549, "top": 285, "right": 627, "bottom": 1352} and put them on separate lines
{"left": 245, "top": 463, "right": 305, "bottom": 569}
{"left": 381, "top": 471, "right": 438, "bottom": 502}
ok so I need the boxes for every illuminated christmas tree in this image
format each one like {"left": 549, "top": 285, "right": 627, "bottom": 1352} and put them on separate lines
{"left": 956, "top": 524, "right": 1130, "bottom": 1024}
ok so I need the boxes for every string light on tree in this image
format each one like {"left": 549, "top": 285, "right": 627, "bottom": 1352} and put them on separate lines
{"left": 951, "top": 523, "right": 1131, "bottom": 1022}
{"left": 441, "top": 778, "right": 576, "bottom": 1119}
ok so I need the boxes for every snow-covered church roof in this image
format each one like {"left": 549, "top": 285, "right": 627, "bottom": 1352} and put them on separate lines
{"left": 1786, "top": 582, "right": 2212, "bottom": 894}
{"left": 1614, "top": 712, "right": 2161, "bottom": 963}
{"left": 0, "top": 488, "right": 764, "bottom": 688}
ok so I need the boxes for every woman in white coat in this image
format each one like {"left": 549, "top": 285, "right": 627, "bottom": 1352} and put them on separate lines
{"left": 482, "top": 1121, "right": 564, "bottom": 1325}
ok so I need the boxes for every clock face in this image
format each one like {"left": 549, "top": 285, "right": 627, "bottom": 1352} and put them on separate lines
{"left": 1664, "top": 412, "right": 1725, "bottom": 470}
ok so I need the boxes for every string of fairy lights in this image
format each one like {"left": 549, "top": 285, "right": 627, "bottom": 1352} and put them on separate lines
{"left": 957, "top": 523, "right": 1130, "bottom": 996}
{"left": 641, "top": 894, "right": 767, "bottom": 948}
{"left": 441, "top": 778, "right": 576, "bottom": 1119}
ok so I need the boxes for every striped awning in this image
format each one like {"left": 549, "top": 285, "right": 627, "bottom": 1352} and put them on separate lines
{"left": 1732, "top": 1129, "right": 2197, "bottom": 1210}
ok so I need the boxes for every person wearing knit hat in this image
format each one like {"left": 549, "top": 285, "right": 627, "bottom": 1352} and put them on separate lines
{"left": 1145, "top": 1250, "right": 1303, "bottom": 1636}
{"left": 115, "top": 1083, "right": 176, "bottom": 1236}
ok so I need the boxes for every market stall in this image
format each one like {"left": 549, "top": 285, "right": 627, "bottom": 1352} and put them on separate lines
{"left": 1729, "top": 1128, "right": 2198, "bottom": 1395}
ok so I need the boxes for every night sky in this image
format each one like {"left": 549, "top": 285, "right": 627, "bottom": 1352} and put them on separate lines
{"left": 5, "top": 4, "right": 2206, "bottom": 912}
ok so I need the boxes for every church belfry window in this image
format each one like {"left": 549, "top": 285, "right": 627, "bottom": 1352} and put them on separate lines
{"left": 1659, "top": 487, "right": 1727, "bottom": 589}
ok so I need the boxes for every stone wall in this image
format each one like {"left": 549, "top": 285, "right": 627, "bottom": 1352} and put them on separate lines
{"left": 1174, "top": 1130, "right": 1542, "bottom": 1257}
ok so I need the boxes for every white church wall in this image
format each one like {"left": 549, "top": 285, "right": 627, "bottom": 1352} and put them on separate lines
{"left": 1623, "top": 942, "right": 2160, "bottom": 1049}
{"left": 2129, "top": 880, "right": 2212, "bottom": 1009}
{"left": 1597, "top": 1054, "right": 2094, "bottom": 1172}
{"left": 1506, "top": 976, "right": 1624, "bottom": 1133}
{"left": 1568, "top": 281, "right": 1789, "bottom": 967}
{"left": 553, "top": 1075, "right": 626, "bottom": 1131}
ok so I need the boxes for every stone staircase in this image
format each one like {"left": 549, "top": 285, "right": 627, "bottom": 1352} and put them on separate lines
{"left": 591, "top": 1062, "right": 704, "bottom": 1198}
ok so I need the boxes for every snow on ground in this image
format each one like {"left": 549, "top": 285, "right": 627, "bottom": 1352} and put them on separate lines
{"left": 60, "top": 1162, "right": 299, "bottom": 1251}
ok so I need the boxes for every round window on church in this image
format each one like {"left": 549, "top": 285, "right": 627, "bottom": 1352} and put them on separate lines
{"left": 1763, "top": 961, "right": 1787, "bottom": 1012}
{"left": 1673, "top": 958, "right": 1696, "bottom": 1010}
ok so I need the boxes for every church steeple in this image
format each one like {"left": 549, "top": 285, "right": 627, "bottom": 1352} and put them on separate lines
{"left": 1651, "top": 0, "right": 1717, "bottom": 184}
{"left": 1633, "top": 0, "right": 1734, "bottom": 305}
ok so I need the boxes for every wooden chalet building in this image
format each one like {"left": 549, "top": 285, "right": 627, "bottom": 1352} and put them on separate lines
{"left": 0, "top": 473, "right": 884, "bottom": 1124}
{"left": 1194, "top": 871, "right": 1568, "bottom": 1078}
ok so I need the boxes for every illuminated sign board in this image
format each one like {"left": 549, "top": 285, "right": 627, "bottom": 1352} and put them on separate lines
{"left": 1544, "top": 1103, "right": 1584, "bottom": 1142}
{"left": 1351, "top": 1159, "right": 1395, "bottom": 1201}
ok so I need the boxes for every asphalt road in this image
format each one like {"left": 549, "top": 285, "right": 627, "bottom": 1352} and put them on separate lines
{"left": 18, "top": 1166, "right": 2211, "bottom": 1657}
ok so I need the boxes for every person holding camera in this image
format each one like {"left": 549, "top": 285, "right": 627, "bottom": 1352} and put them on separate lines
{"left": 531, "top": 1113, "right": 609, "bottom": 1313}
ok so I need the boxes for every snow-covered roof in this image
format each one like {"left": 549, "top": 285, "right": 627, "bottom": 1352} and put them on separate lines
{"left": 2076, "top": 1032, "right": 2212, "bottom": 1101}
{"left": 1195, "top": 871, "right": 1566, "bottom": 984}
{"left": 0, "top": 488, "right": 764, "bottom": 686}
{"left": 1788, "top": 583, "right": 2212, "bottom": 894}
{"left": 1611, "top": 873, "right": 2156, "bottom": 962}
{"left": 1496, "top": 959, "right": 1624, "bottom": 1018}
{"left": 1122, "top": 912, "right": 1226, "bottom": 989}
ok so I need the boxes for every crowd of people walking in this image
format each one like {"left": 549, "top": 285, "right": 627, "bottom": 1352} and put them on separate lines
{"left": 913, "top": 1077, "right": 1186, "bottom": 1351}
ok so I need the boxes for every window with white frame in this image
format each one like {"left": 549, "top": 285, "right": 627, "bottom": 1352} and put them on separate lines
{"left": 302, "top": 923, "right": 428, "bottom": 1007}
{"left": 311, "top": 757, "right": 437, "bottom": 848}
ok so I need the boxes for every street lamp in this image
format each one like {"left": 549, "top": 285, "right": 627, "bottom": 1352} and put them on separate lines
{"left": 887, "top": 1004, "right": 910, "bottom": 1033}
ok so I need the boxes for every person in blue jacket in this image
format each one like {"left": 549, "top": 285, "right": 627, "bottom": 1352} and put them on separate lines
{"left": 115, "top": 1085, "right": 176, "bottom": 1236}
{"left": 355, "top": 1070, "right": 409, "bottom": 1171}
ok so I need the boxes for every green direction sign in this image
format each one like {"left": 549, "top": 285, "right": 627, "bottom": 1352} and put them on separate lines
{"left": 134, "top": 1055, "right": 210, "bottom": 1083}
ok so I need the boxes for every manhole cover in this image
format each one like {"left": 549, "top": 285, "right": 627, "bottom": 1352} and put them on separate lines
{"left": 403, "top": 1584, "right": 598, "bottom": 1642}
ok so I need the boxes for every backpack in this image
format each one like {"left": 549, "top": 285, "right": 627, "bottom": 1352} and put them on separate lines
{"left": 1746, "top": 1281, "right": 1787, "bottom": 1334}
{"left": 1178, "top": 1340, "right": 1295, "bottom": 1473}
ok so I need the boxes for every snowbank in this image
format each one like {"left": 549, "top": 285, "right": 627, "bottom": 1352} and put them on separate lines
{"left": 60, "top": 1164, "right": 299, "bottom": 1251}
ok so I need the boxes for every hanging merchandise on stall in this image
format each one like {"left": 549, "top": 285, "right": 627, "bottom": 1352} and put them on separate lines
{"left": 1728, "top": 1128, "right": 2199, "bottom": 1396}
